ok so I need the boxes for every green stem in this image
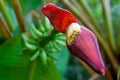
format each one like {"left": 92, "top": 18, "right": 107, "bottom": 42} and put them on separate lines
{"left": 117, "top": 32, "right": 120, "bottom": 52}
{"left": 117, "top": 67, "right": 120, "bottom": 80}
{"left": 19, "top": 0, "right": 24, "bottom": 14}
{"left": 70, "top": 0, "right": 86, "bottom": 16}
{"left": 0, "top": 0, "right": 15, "bottom": 31}
{"left": 11, "top": 0, "right": 27, "bottom": 32}
{"left": 101, "top": 0, "right": 116, "bottom": 52}
{"left": 77, "top": 0, "right": 104, "bottom": 37}
{"left": 27, "top": 60, "right": 37, "bottom": 80}
{"left": 60, "top": 0, "right": 118, "bottom": 73}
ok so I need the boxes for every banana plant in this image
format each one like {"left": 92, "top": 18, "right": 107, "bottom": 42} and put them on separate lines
{"left": 22, "top": 16, "right": 66, "bottom": 65}
{"left": 0, "top": 0, "right": 67, "bottom": 80}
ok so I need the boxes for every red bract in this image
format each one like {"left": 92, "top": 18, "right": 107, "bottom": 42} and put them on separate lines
{"left": 42, "top": 3, "right": 105, "bottom": 75}
{"left": 42, "top": 3, "right": 77, "bottom": 33}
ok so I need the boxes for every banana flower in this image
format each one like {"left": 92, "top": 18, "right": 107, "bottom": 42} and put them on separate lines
{"left": 42, "top": 3, "right": 105, "bottom": 75}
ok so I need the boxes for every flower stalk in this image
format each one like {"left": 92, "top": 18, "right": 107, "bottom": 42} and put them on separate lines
{"left": 27, "top": 59, "right": 37, "bottom": 80}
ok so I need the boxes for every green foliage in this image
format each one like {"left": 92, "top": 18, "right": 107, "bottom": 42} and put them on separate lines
{"left": 22, "top": 17, "right": 66, "bottom": 80}
{"left": 0, "top": 27, "right": 62, "bottom": 80}
{"left": 111, "top": 0, "right": 120, "bottom": 6}
{"left": 31, "top": 59, "right": 60, "bottom": 80}
{"left": 0, "top": 58, "right": 60, "bottom": 80}
{"left": 111, "top": 5, "right": 120, "bottom": 50}
{"left": 0, "top": 0, "right": 67, "bottom": 80}
{"left": 0, "top": 65, "right": 29, "bottom": 80}
{"left": 5, "top": 0, "right": 43, "bottom": 14}
{"left": 112, "top": 5, "right": 120, "bottom": 32}
{"left": 3, "top": 0, "right": 120, "bottom": 79}
{"left": 22, "top": 0, "right": 43, "bottom": 14}
{"left": 55, "top": 46, "right": 69, "bottom": 77}
{"left": 0, "top": 34, "right": 29, "bottom": 80}
{"left": 0, "top": 34, "right": 30, "bottom": 67}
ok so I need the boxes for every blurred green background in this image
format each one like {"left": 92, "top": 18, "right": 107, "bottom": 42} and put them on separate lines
{"left": 0, "top": 0, "right": 120, "bottom": 80}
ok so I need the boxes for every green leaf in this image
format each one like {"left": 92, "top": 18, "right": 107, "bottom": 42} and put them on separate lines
{"left": 0, "top": 65, "right": 30, "bottom": 80}
{"left": 0, "top": 34, "right": 60, "bottom": 80}
{"left": 0, "top": 58, "right": 60, "bottom": 80}
{"left": 0, "top": 34, "right": 30, "bottom": 67}
{"left": 55, "top": 46, "right": 69, "bottom": 77}
{"left": 29, "top": 59, "right": 60, "bottom": 80}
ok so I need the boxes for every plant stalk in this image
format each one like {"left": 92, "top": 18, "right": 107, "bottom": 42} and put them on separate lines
{"left": 105, "top": 69, "right": 114, "bottom": 80}
{"left": 117, "top": 32, "right": 120, "bottom": 52}
{"left": 77, "top": 58, "right": 100, "bottom": 80}
{"left": 70, "top": 0, "right": 86, "bottom": 16}
{"left": 11, "top": 0, "right": 27, "bottom": 32}
{"left": 0, "top": 17, "right": 12, "bottom": 39}
{"left": 0, "top": 0, "right": 15, "bottom": 31}
{"left": 60, "top": 0, "right": 118, "bottom": 73}
{"left": 77, "top": 0, "right": 104, "bottom": 36}
{"left": 101, "top": 0, "right": 116, "bottom": 52}
{"left": 31, "top": 10, "right": 41, "bottom": 19}
{"left": 19, "top": 0, "right": 24, "bottom": 14}
{"left": 27, "top": 60, "right": 37, "bottom": 80}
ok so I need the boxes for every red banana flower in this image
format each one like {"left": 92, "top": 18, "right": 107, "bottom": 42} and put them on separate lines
{"left": 42, "top": 3, "right": 105, "bottom": 75}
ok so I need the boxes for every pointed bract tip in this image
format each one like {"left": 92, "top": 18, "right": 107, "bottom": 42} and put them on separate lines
{"left": 100, "top": 68, "right": 105, "bottom": 76}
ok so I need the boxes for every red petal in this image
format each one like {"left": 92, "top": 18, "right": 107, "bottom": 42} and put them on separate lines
{"left": 42, "top": 3, "right": 77, "bottom": 33}
{"left": 67, "top": 26, "right": 105, "bottom": 75}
